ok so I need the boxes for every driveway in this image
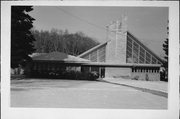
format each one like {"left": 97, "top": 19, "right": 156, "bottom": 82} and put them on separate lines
{"left": 11, "top": 79, "right": 167, "bottom": 109}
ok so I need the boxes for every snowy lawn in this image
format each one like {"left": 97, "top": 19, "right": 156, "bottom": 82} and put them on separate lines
{"left": 11, "top": 79, "right": 167, "bottom": 109}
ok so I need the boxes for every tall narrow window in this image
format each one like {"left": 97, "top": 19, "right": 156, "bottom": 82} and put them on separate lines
{"left": 145, "top": 52, "right": 151, "bottom": 64}
{"left": 139, "top": 47, "right": 145, "bottom": 63}
{"left": 133, "top": 42, "right": 139, "bottom": 63}
{"left": 152, "top": 56, "right": 157, "bottom": 64}
{"left": 126, "top": 37, "right": 133, "bottom": 63}
{"left": 90, "top": 50, "right": 97, "bottom": 62}
{"left": 99, "top": 46, "right": 106, "bottom": 62}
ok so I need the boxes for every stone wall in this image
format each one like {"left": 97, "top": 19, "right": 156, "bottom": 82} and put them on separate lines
{"left": 115, "top": 32, "right": 127, "bottom": 64}
{"left": 106, "top": 19, "right": 127, "bottom": 64}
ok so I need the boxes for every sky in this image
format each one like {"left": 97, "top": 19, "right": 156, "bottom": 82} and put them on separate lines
{"left": 29, "top": 6, "right": 168, "bottom": 59}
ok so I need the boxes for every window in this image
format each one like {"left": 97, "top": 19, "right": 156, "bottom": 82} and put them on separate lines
{"left": 90, "top": 50, "right": 97, "bottom": 62}
{"left": 145, "top": 52, "right": 151, "bottom": 64}
{"left": 126, "top": 38, "right": 133, "bottom": 63}
{"left": 158, "top": 61, "right": 162, "bottom": 64}
{"left": 152, "top": 56, "right": 157, "bottom": 64}
{"left": 98, "top": 46, "right": 106, "bottom": 62}
{"left": 133, "top": 42, "right": 139, "bottom": 63}
{"left": 83, "top": 54, "right": 89, "bottom": 60}
{"left": 139, "top": 47, "right": 145, "bottom": 63}
{"left": 126, "top": 35, "right": 162, "bottom": 64}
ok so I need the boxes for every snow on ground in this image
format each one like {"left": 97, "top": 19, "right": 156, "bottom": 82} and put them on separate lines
{"left": 103, "top": 78, "right": 168, "bottom": 93}
{"left": 11, "top": 79, "right": 167, "bottom": 109}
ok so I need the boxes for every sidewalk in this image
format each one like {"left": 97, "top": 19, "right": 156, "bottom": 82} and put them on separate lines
{"left": 102, "top": 78, "right": 168, "bottom": 98}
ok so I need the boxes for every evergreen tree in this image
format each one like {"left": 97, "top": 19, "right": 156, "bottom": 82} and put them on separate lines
{"left": 11, "top": 6, "right": 35, "bottom": 68}
{"left": 162, "top": 25, "right": 169, "bottom": 81}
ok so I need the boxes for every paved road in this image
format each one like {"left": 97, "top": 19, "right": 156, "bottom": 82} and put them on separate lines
{"left": 11, "top": 79, "right": 167, "bottom": 109}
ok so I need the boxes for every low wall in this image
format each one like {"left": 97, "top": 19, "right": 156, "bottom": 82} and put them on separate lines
{"left": 105, "top": 67, "right": 131, "bottom": 78}
{"left": 131, "top": 72, "right": 160, "bottom": 81}
{"left": 105, "top": 67, "right": 160, "bottom": 81}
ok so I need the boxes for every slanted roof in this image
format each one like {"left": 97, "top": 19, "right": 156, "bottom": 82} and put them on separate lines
{"left": 78, "top": 41, "right": 109, "bottom": 57}
{"left": 29, "top": 53, "right": 46, "bottom": 58}
{"left": 32, "top": 52, "right": 90, "bottom": 62}
{"left": 127, "top": 31, "right": 164, "bottom": 64}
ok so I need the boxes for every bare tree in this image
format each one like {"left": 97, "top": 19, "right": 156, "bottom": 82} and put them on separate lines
{"left": 32, "top": 29, "right": 99, "bottom": 56}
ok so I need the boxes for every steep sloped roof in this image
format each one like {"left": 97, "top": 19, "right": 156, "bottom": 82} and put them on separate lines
{"left": 78, "top": 41, "right": 109, "bottom": 57}
{"left": 78, "top": 31, "right": 163, "bottom": 64}
{"left": 32, "top": 52, "right": 90, "bottom": 62}
{"left": 127, "top": 31, "right": 164, "bottom": 63}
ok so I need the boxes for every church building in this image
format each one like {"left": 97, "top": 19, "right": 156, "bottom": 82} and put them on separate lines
{"left": 77, "top": 16, "right": 163, "bottom": 81}
{"left": 27, "top": 16, "right": 164, "bottom": 81}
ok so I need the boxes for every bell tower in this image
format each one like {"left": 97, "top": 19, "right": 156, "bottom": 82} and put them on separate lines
{"left": 106, "top": 15, "right": 128, "bottom": 64}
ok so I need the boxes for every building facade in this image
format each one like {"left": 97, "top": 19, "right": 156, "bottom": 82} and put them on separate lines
{"left": 25, "top": 17, "right": 163, "bottom": 81}
{"left": 78, "top": 17, "right": 163, "bottom": 81}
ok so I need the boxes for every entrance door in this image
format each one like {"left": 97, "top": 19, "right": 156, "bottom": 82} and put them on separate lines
{"left": 100, "top": 67, "right": 105, "bottom": 78}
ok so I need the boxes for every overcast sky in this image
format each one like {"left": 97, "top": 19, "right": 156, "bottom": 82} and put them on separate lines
{"left": 29, "top": 6, "right": 168, "bottom": 59}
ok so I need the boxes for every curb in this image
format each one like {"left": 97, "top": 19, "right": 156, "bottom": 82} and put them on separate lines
{"left": 101, "top": 80, "right": 168, "bottom": 98}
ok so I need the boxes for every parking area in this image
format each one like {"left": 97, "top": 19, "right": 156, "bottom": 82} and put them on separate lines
{"left": 11, "top": 79, "right": 167, "bottom": 109}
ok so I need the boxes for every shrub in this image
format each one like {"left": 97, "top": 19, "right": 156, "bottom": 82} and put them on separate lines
{"left": 160, "top": 70, "right": 168, "bottom": 82}
{"left": 132, "top": 76, "right": 139, "bottom": 80}
{"left": 29, "top": 69, "right": 99, "bottom": 81}
{"left": 145, "top": 74, "right": 149, "bottom": 81}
